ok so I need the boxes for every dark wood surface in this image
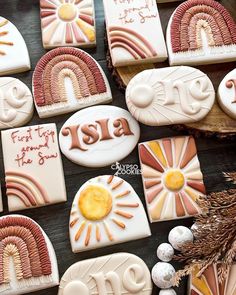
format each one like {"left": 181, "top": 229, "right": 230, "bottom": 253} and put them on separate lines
{"left": 1, "top": 1, "right": 236, "bottom": 294}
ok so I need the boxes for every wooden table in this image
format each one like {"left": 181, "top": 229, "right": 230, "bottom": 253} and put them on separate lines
{"left": 1, "top": 0, "right": 236, "bottom": 294}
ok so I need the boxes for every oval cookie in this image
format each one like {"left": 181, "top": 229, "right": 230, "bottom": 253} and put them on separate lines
{"left": 58, "top": 253, "right": 152, "bottom": 295}
{"left": 126, "top": 66, "right": 215, "bottom": 126}
{"left": 59, "top": 105, "right": 140, "bottom": 167}
{"left": 69, "top": 175, "right": 151, "bottom": 253}
{"left": 0, "top": 77, "right": 33, "bottom": 129}
{"left": 218, "top": 68, "right": 236, "bottom": 119}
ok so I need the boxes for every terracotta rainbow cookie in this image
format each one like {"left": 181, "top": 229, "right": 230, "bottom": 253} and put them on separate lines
{"left": 0, "top": 17, "right": 30, "bottom": 75}
{"left": 189, "top": 264, "right": 236, "bottom": 295}
{"left": 166, "top": 0, "right": 236, "bottom": 66}
{"left": 58, "top": 253, "right": 152, "bottom": 295}
{"left": 103, "top": 0, "right": 167, "bottom": 67}
{"left": 40, "top": 0, "right": 96, "bottom": 49}
{"left": 0, "top": 215, "right": 59, "bottom": 294}
{"left": 1, "top": 123, "right": 67, "bottom": 212}
{"left": 59, "top": 105, "right": 140, "bottom": 167}
{"left": 139, "top": 136, "right": 206, "bottom": 222}
{"left": 69, "top": 175, "right": 151, "bottom": 253}
{"left": 0, "top": 78, "right": 33, "bottom": 129}
{"left": 126, "top": 67, "right": 215, "bottom": 126}
{"left": 32, "top": 47, "right": 112, "bottom": 118}
{"left": 218, "top": 68, "right": 236, "bottom": 119}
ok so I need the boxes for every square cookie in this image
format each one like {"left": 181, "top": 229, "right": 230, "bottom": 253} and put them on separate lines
{"left": 1, "top": 123, "right": 67, "bottom": 211}
{"left": 189, "top": 264, "right": 236, "bottom": 295}
{"left": 139, "top": 136, "right": 205, "bottom": 222}
{"left": 40, "top": 0, "right": 96, "bottom": 49}
{"left": 103, "top": 0, "right": 167, "bottom": 67}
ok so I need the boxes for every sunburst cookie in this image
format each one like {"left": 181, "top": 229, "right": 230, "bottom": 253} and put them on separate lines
{"left": 0, "top": 17, "right": 30, "bottom": 75}
{"left": 40, "top": 0, "right": 96, "bottom": 48}
{"left": 69, "top": 175, "right": 151, "bottom": 252}
{"left": 139, "top": 136, "right": 206, "bottom": 222}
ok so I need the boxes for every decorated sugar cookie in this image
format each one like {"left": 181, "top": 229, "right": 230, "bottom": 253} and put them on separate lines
{"left": 1, "top": 124, "right": 67, "bottom": 212}
{"left": 139, "top": 136, "right": 205, "bottom": 222}
{"left": 0, "top": 78, "right": 33, "bottom": 129}
{"left": 33, "top": 47, "right": 112, "bottom": 118}
{"left": 103, "top": 0, "right": 167, "bottom": 67}
{"left": 69, "top": 175, "right": 151, "bottom": 253}
{"left": 58, "top": 253, "right": 152, "bottom": 295}
{"left": 0, "top": 185, "right": 2, "bottom": 212}
{"left": 0, "top": 17, "right": 30, "bottom": 75}
{"left": 126, "top": 67, "right": 215, "bottom": 126}
{"left": 59, "top": 105, "right": 140, "bottom": 167}
{"left": 189, "top": 264, "right": 236, "bottom": 295}
{"left": 218, "top": 69, "right": 236, "bottom": 119}
{"left": 40, "top": 0, "right": 96, "bottom": 49}
{"left": 166, "top": 0, "right": 236, "bottom": 66}
{"left": 0, "top": 215, "right": 59, "bottom": 294}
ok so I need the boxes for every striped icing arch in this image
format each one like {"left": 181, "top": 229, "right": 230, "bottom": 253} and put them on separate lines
{"left": 170, "top": 0, "right": 236, "bottom": 53}
{"left": 0, "top": 216, "right": 52, "bottom": 287}
{"left": 33, "top": 47, "right": 107, "bottom": 107}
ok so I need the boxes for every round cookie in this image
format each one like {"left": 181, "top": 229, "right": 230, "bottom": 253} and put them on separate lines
{"left": 59, "top": 105, "right": 140, "bottom": 167}
{"left": 0, "top": 77, "right": 33, "bottom": 129}
{"left": 218, "top": 69, "right": 236, "bottom": 119}
{"left": 152, "top": 262, "right": 175, "bottom": 289}
{"left": 168, "top": 226, "right": 193, "bottom": 250}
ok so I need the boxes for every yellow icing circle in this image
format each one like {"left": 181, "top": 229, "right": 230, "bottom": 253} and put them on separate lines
{"left": 79, "top": 185, "right": 112, "bottom": 221}
{"left": 164, "top": 170, "right": 185, "bottom": 191}
{"left": 58, "top": 4, "right": 77, "bottom": 22}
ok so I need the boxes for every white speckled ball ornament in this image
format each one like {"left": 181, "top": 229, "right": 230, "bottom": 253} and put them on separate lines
{"left": 159, "top": 289, "right": 177, "bottom": 295}
{"left": 157, "top": 243, "right": 174, "bottom": 262}
{"left": 168, "top": 226, "right": 193, "bottom": 250}
{"left": 151, "top": 262, "right": 175, "bottom": 289}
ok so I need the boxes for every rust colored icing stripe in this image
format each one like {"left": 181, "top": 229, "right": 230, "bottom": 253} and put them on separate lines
{"left": 40, "top": 0, "right": 57, "bottom": 9}
{"left": 180, "top": 192, "right": 199, "bottom": 215}
{"left": 66, "top": 23, "right": 73, "bottom": 44}
{"left": 79, "top": 14, "right": 94, "bottom": 26}
{"left": 162, "top": 138, "right": 173, "bottom": 167}
{"left": 187, "top": 181, "right": 206, "bottom": 194}
{"left": 175, "top": 193, "right": 186, "bottom": 217}
{"left": 139, "top": 144, "right": 164, "bottom": 173}
{"left": 203, "top": 265, "right": 219, "bottom": 295}
{"left": 0, "top": 216, "right": 52, "bottom": 276}
{"left": 40, "top": 10, "right": 56, "bottom": 18}
{"left": 180, "top": 137, "right": 197, "bottom": 169}
{"left": 170, "top": 0, "right": 236, "bottom": 53}
{"left": 7, "top": 189, "right": 31, "bottom": 207}
{"left": 6, "top": 183, "right": 37, "bottom": 206}
{"left": 145, "top": 180, "right": 161, "bottom": 189}
{"left": 109, "top": 26, "right": 157, "bottom": 56}
{"left": 33, "top": 47, "right": 107, "bottom": 107}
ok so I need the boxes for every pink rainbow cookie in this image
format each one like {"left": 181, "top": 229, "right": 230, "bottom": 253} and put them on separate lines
{"left": 0, "top": 215, "right": 59, "bottom": 294}
{"left": 103, "top": 0, "right": 167, "bottom": 67}
{"left": 139, "top": 136, "right": 206, "bottom": 223}
{"left": 189, "top": 264, "right": 236, "bottom": 295}
{"left": 166, "top": 0, "right": 236, "bottom": 66}
{"left": 1, "top": 123, "right": 67, "bottom": 212}
{"left": 32, "top": 47, "right": 112, "bottom": 118}
{"left": 40, "top": 0, "right": 96, "bottom": 49}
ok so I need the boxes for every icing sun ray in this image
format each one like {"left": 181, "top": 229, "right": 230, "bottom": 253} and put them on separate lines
{"left": 75, "top": 221, "right": 86, "bottom": 241}
{"left": 114, "top": 210, "right": 133, "bottom": 219}
{"left": 111, "top": 218, "right": 126, "bottom": 229}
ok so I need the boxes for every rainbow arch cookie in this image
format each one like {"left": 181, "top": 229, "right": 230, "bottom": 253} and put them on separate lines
{"left": 69, "top": 175, "right": 151, "bottom": 253}
{"left": 189, "top": 264, "right": 236, "bottom": 295}
{"left": 40, "top": 0, "right": 96, "bottom": 49}
{"left": 32, "top": 47, "right": 112, "bottom": 118}
{"left": 0, "top": 215, "right": 59, "bottom": 294}
{"left": 139, "top": 136, "right": 206, "bottom": 222}
{"left": 166, "top": 0, "right": 236, "bottom": 66}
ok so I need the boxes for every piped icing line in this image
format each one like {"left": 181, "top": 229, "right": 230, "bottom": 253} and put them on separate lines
{"left": 0, "top": 20, "right": 14, "bottom": 56}
{"left": 33, "top": 47, "right": 107, "bottom": 108}
{"left": 226, "top": 79, "right": 236, "bottom": 103}
{"left": 170, "top": 0, "right": 236, "bottom": 53}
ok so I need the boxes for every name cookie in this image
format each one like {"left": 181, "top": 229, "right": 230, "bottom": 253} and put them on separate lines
{"left": 40, "top": 0, "right": 96, "bottom": 49}
{"left": 218, "top": 68, "right": 236, "bottom": 119}
{"left": 1, "top": 124, "right": 67, "bottom": 212}
{"left": 189, "top": 264, "right": 236, "bottom": 295}
{"left": 69, "top": 175, "right": 151, "bottom": 253}
{"left": 59, "top": 105, "right": 140, "bottom": 167}
{"left": 139, "top": 136, "right": 205, "bottom": 222}
{"left": 126, "top": 66, "right": 215, "bottom": 126}
{"left": 58, "top": 253, "right": 152, "bottom": 295}
{"left": 0, "top": 215, "right": 59, "bottom": 295}
{"left": 166, "top": 0, "right": 236, "bottom": 66}
{"left": 0, "top": 78, "right": 33, "bottom": 129}
{"left": 0, "top": 17, "right": 30, "bottom": 75}
{"left": 33, "top": 47, "right": 112, "bottom": 118}
{"left": 103, "top": 0, "right": 167, "bottom": 67}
